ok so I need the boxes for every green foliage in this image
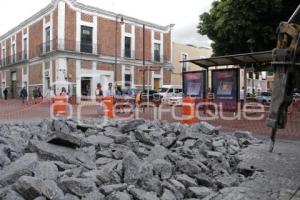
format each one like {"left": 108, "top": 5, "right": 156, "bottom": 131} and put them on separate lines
{"left": 198, "top": 0, "right": 299, "bottom": 56}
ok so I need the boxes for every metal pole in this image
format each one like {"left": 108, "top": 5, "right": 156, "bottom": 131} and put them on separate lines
{"left": 114, "top": 15, "right": 118, "bottom": 84}
{"left": 244, "top": 66, "right": 247, "bottom": 103}
{"left": 147, "top": 66, "right": 150, "bottom": 105}
{"left": 142, "top": 24, "right": 145, "bottom": 92}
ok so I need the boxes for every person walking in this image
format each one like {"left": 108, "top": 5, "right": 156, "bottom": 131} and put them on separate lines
{"left": 3, "top": 88, "right": 8, "bottom": 100}
{"left": 33, "top": 87, "right": 38, "bottom": 104}
{"left": 20, "top": 87, "right": 28, "bottom": 104}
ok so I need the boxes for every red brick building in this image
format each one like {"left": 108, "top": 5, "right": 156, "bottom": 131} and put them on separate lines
{"left": 0, "top": 0, "right": 173, "bottom": 102}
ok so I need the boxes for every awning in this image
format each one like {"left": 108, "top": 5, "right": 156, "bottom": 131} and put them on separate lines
{"left": 182, "top": 51, "right": 273, "bottom": 69}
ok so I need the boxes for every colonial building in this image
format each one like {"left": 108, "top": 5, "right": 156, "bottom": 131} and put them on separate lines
{"left": 171, "top": 42, "right": 212, "bottom": 86}
{"left": 0, "top": 0, "right": 173, "bottom": 102}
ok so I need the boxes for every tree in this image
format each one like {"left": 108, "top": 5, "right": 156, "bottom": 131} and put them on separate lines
{"left": 198, "top": 0, "right": 299, "bottom": 56}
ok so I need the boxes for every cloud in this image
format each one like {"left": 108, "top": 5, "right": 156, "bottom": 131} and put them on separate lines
{"left": 173, "top": 23, "right": 212, "bottom": 48}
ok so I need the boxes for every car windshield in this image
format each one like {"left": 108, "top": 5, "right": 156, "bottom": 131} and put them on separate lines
{"left": 261, "top": 92, "right": 271, "bottom": 96}
{"left": 158, "top": 88, "right": 168, "bottom": 93}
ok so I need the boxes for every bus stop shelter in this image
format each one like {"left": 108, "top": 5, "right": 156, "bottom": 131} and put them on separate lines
{"left": 180, "top": 50, "right": 273, "bottom": 110}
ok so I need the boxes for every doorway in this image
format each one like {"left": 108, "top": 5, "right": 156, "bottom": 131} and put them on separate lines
{"left": 11, "top": 72, "right": 17, "bottom": 99}
{"left": 154, "top": 78, "right": 161, "bottom": 90}
{"left": 81, "top": 78, "right": 91, "bottom": 99}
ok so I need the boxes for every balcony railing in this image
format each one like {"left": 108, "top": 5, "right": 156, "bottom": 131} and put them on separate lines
{"left": 39, "top": 39, "right": 100, "bottom": 56}
{"left": 0, "top": 51, "right": 28, "bottom": 67}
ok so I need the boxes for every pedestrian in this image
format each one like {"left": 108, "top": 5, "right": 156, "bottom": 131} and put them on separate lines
{"left": 60, "top": 87, "right": 67, "bottom": 96}
{"left": 20, "top": 87, "right": 28, "bottom": 104}
{"left": 104, "top": 82, "right": 115, "bottom": 97}
{"left": 33, "top": 87, "right": 38, "bottom": 104}
{"left": 135, "top": 91, "right": 142, "bottom": 108}
{"left": 115, "top": 85, "right": 125, "bottom": 113}
{"left": 45, "top": 87, "right": 55, "bottom": 105}
{"left": 3, "top": 88, "right": 8, "bottom": 100}
{"left": 95, "top": 83, "right": 104, "bottom": 116}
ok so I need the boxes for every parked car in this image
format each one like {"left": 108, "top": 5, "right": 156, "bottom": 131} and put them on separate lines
{"left": 255, "top": 92, "right": 272, "bottom": 104}
{"left": 156, "top": 85, "right": 183, "bottom": 103}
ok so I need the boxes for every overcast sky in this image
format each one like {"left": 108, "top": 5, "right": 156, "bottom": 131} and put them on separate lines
{"left": 0, "top": 0, "right": 214, "bottom": 48}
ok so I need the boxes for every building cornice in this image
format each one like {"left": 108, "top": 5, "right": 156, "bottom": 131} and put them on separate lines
{"left": 71, "top": 0, "right": 173, "bottom": 32}
{"left": 0, "top": 0, "right": 174, "bottom": 42}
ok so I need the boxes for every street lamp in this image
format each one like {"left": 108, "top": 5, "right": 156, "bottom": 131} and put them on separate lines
{"left": 247, "top": 38, "right": 256, "bottom": 95}
{"left": 115, "top": 14, "right": 124, "bottom": 84}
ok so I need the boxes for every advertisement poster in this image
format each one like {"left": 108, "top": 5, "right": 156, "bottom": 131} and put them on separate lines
{"left": 183, "top": 71, "right": 205, "bottom": 98}
{"left": 212, "top": 69, "right": 239, "bottom": 101}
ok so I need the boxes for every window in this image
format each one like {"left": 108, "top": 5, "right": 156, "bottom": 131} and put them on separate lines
{"left": 181, "top": 53, "right": 188, "bottom": 72}
{"left": 80, "top": 26, "right": 93, "bottom": 53}
{"left": 124, "top": 67, "right": 132, "bottom": 88}
{"left": 168, "top": 88, "right": 174, "bottom": 93}
{"left": 2, "top": 49, "right": 6, "bottom": 66}
{"left": 12, "top": 44, "right": 16, "bottom": 63}
{"left": 154, "top": 43, "right": 160, "bottom": 62}
{"left": 23, "top": 38, "right": 27, "bottom": 59}
{"left": 125, "top": 74, "right": 131, "bottom": 87}
{"left": 45, "top": 27, "right": 51, "bottom": 52}
{"left": 124, "top": 36, "right": 131, "bottom": 58}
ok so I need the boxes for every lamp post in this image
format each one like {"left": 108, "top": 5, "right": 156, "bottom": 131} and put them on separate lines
{"left": 247, "top": 38, "right": 255, "bottom": 95}
{"left": 115, "top": 14, "right": 124, "bottom": 84}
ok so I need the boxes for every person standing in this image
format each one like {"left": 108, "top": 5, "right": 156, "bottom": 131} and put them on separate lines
{"left": 104, "top": 83, "right": 115, "bottom": 97}
{"left": 3, "top": 88, "right": 8, "bottom": 100}
{"left": 95, "top": 83, "right": 103, "bottom": 101}
{"left": 20, "top": 87, "right": 28, "bottom": 104}
{"left": 95, "top": 83, "right": 104, "bottom": 116}
{"left": 60, "top": 87, "right": 67, "bottom": 96}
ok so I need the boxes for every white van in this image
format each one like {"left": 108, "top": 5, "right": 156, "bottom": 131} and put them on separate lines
{"left": 156, "top": 85, "right": 183, "bottom": 104}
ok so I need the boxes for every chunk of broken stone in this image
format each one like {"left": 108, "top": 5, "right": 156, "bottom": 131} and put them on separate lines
{"left": 152, "top": 159, "right": 173, "bottom": 179}
{"left": 120, "top": 119, "right": 145, "bottom": 133}
{"left": 106, "top": 191, "right": 131, "bottom": 200}
{"left": 0, "top": 153, "right": 38, "bottom": 187}
{"left": 85, "top": 135, "right": 114, "bottom": 147}
{"left": 34, "top": 161, "right": 58, "bottom": 180}
{"left": 13, "top": 176, "right": 64, "bottom": 200}
{"left": 128, "top": 187, "right": 160, "bottom": 200}
{"left": 59, "top": 177, "right": 96, "bottom": 197}
{"left": 122, "top": 151, "right": 142, "bottom": 184}
{"left": 1, "top": 190, "right": 25, "bottom": 200}
{"left": 29, "top": 140, "right": 95, "bottom": 170}
{"left": 188, "top": 186, "right": 212, "bottom": 198}
{"left": 161, "top": 188, "right": 177, "bottom": 200}
{"left": 82, "top": 191, "right": 105, "bottom": 200}
{"left": 100, "top": 183, "right": 128, "bottom": 195}
{"left": 175, "top": 174, "right": 198, "bottom": 187}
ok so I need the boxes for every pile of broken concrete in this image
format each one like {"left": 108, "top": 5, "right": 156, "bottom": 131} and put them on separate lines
{"left": 0, "top": 118, "right": 260, "bottom": 200}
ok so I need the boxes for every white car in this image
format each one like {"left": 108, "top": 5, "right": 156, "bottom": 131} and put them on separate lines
{"left": 156, "top": 85, "right": 183, "bottom": 103}
{"left": 167, "top": 96, "right": 183, "bottom": 105}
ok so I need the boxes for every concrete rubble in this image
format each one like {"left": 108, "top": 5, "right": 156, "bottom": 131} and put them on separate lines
{"left": 0, "top": 118, "right": 262, "bottom": 199}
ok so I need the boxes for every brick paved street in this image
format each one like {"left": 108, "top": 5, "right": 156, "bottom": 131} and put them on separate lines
{"left": 0, "top": 99, "right": 299, "bottom": 139}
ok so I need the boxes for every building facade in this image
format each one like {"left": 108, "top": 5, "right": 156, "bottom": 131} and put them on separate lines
{"left": 171, "top": 42, "right": 212, "bottom": 86}
{"left": 0, "top": 0, "right": 173, "bottom": 102}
